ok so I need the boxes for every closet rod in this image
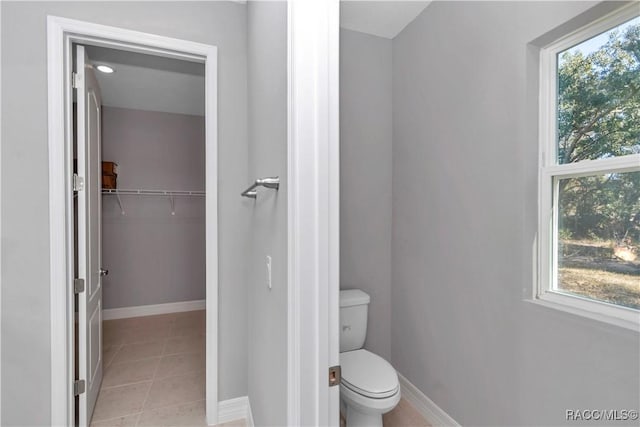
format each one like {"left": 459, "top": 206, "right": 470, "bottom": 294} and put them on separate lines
{"left": 102, "top": 189, "right": 205, "bottom": 216}
{"left": 102, "top": 189, "right": 205, "bottom": 196}
{"left": 240, "top": 177, "right": 280, "bottom": 199}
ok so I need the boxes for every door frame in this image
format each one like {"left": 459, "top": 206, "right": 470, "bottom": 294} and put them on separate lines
{"left": 46, "top": 16, "right": 218, "bottom": 426}
{"left": 287, "top": 0, "right": 340, "bottom": 425}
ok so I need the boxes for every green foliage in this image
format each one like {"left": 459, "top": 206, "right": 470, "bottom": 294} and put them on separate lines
{"left": 558, "top": 21, "right": 640, "bottom": 163}
{"left": 557, "top": 20, "right": 640, "bottom": 245}
{"left": 559, "top": 172, "right": 640, "bottom": 243}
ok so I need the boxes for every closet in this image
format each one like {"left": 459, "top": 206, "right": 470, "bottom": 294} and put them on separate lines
{"left": 74, "top": 44, "right": 207, "bottom": 425}
{"left": 100, "top": 103, "right": 206, "bottom": 310}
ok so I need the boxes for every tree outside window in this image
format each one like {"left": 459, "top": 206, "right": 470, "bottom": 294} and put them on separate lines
{"left": 554, "top": 15, "right": 640, "bottom": 310}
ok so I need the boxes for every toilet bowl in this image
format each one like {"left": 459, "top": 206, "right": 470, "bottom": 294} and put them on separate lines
{"left": 340, "top": 349, "right": 400, "bottom": 427}
{"left": 339, "top": 289, "right": 400, "bottom": 426}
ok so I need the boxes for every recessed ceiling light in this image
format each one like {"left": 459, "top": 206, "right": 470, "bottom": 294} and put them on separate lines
{"left": 96, "top": 64, "right": 115, "bottom": 74}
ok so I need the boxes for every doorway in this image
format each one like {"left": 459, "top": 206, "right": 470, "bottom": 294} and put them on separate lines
{"left": 74, "top": 42, "right": 208, "bottom": 425}
{"left": 47, "top": 17, "right": 218, "bottom": 426}
{"left": 47, "top": 2, "right": 341, "bottom": 425}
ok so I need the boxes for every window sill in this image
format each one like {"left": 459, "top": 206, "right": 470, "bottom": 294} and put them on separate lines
{"left": 528, "top": 292, "right": 640, "bottom": 332}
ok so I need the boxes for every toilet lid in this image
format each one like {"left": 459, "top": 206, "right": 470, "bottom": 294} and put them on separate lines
{"left": 340, "top": 349, "right": 399, "bottom": 399}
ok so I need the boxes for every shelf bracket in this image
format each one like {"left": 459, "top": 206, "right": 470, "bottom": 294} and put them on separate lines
{"left": 115, "top": 192, "right": 125, "bottom": 215}
{"left": 169, "top": 194, "right": 175, "bottom": 216}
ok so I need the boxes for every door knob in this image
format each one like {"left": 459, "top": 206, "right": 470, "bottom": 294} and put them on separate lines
{"left": 99, "top": 268, "right": 109, "bottom": 277}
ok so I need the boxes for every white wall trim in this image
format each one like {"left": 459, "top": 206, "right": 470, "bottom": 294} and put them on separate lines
{"left": 245, "top": 400, "right": 255, "bottom": 427}
{"left": 102, "top": 300, "right": 206, "bottom": 320}
{"left": 535, "top": 2, "right": 640, "bottom": 331}
{"left": 287, "top": 0, "right": 340, "bottom": 425}
{"left": 47, "top": 16, "right": 74, "bottom": 425}
{"left": 218, "top": 396, "right": 254, "bottom": 427}
{"left": 0, "top": 1, "right": 3, "bottom": 420}
{"left": 398, "top": 373, "right": 460, "bottom": 427}
{"left": 47, "top": 16, "right": 218, "bottom": 426}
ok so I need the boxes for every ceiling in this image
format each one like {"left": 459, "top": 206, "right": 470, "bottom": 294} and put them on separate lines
{"left": 86, "top": 46, "right": 205, "bottom": 116}
{"left": 85, "top": 2, "right": 428, "bottom": 115}
{"left": 340, "top": 1, "right": 431, "bottom": 39}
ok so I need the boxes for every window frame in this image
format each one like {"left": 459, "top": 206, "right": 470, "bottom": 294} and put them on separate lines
{"left": 537, "top": 3, "right": 640, "bottom": 331}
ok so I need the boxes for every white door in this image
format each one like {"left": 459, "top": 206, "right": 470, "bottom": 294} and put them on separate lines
{"left": 76, "top": 44, "right": 104, "bottom": 426}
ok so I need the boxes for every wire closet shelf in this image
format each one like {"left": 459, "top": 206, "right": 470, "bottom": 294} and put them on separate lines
{"left": 102, "top": 188, "right": 205, "bottom": 216}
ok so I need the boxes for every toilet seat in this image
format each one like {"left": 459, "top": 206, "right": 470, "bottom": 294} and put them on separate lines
{"left": 340, "top": 349, "right": 399, "bottom": 399}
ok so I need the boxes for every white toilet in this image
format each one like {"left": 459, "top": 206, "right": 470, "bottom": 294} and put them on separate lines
{"left": 340, "top": 289, "right": 400, "bottom": 427}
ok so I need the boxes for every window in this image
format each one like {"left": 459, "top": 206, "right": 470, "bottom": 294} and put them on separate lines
{"left": 538, "top": 4, "right": 640, "bottom": 329}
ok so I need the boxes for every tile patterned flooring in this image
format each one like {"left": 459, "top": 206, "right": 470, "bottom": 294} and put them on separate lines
{"left": 339, "top": 398, "right": 431, "bottom": 427}
{"left": 383, "top": 398, "right": 431, "bottom": 426}
{"left": 339, "top": 397, "right": 431, "bottom": 427}
{"left": 93, "top": 310, "right": 241, "bottom": 427}
{"left": 96, "top": 310, "right": 428, "bottom": 426}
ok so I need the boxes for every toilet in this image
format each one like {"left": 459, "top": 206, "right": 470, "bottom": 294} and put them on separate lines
{"left": 340, "top": 289, "right": 400, "bottom": 427}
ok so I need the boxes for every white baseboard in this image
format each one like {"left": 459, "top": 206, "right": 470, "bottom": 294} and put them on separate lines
{"left": 245, "top": 399, "right": 255, "bottom": 427}
{"left": 102, "top": 299, "right": 205, "bottom": 320}
{"left": 218, "top": 396, "right": 254, "bottom": 426}
{"left": 398, "top": 373, "right": 460, "bottom": 427}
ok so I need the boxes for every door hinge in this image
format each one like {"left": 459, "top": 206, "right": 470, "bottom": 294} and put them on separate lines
{"left": 329, "top": 365, "right": 341, "bottom": 387}
{"left": 72, "top": 72, "right": 79, "bottom": 89}
{"left": 74, "top": 379, "right": 86, "bottom": 396}
{"left": 73, "top": 173, "right": 84, "bottom": 192}
{"left": 74, "top": 278, "right": 85, "bottom": 294}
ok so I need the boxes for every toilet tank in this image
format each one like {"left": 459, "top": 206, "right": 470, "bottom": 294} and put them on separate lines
{"left": 339, "top": 289, "right": 370, "bottom": 352}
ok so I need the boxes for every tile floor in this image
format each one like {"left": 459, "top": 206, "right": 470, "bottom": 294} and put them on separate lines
{"left": 340, "top": 397, "right": 431, "bottom": 427}
{"left": 97, "top": 310, "right": 428, "bottom": 427}
{"left": 93, "top": 310, "right": 242, "bottom": 427}
{"left": 383, "top": 398, "right": 431, "bottom": 426}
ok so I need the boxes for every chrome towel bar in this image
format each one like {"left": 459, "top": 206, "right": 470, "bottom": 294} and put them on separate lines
{"left": 241, "top": 177, "right": 280, "bottom": 199}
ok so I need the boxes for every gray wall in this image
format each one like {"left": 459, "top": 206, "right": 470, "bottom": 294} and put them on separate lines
{"left": 246, "top": 2, "right": 288, "bottom": 425}
{"left": 101, "top": 106, "right": 205, "bottom": 309}
{"left": 1, "top": 2, "right": 248, "bottom": 424}
{"left": 391, "top": 1, "right": 640, "bottom": 425}
{"left": 339, "top": 29, "right": 393, "bottom": 360}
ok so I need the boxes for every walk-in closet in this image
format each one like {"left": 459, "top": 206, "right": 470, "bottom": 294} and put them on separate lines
{"left": 74, "top": 45, "right": 208, "bottom": 425}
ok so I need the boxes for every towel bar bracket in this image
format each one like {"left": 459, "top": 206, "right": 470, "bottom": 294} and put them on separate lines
{"left": 241, "top": 176, "right": 279, "bottom": 199}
